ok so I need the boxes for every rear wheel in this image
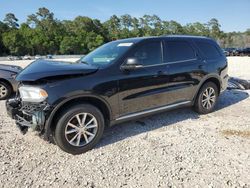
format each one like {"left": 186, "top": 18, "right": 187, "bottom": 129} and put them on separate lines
{"left": 194, "top": 82, "right": 219, "bottom": 114}
{"left": 0, "top": 81, "right": 12, "bottom": 100}
{"left": 54, "top": 104, "right": 104, "bottom": 155}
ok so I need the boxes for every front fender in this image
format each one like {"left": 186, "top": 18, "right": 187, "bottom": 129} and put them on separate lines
{"left": 43, "top": 93, "right": 112, "bottom": 140}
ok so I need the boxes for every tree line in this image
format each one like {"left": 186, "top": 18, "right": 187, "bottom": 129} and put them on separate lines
{"left": 1, "top": 7, "right": 250, "bottom": 56}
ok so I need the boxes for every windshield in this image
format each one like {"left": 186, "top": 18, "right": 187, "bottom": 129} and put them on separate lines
{"left": 78, "top": 41, "right": 134, "bottom": 67}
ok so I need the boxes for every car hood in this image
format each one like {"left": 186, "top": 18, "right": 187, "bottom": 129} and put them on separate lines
{"left": 0, "top": 64, "right": 23, "bottom": 73}
{"left": 16, "top": 60, "right": 98, "bottom": 82}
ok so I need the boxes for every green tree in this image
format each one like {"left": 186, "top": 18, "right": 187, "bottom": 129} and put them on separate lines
{"left": 2, "top": 29, "right": 25, "bottom": 55}
{"left": 131, "top": 17, "right": 141, "bottom": 37}
{"left": 168, "top": 20, "right": 184, "bottom": 34}
{"left": 4, "top": 13, "right": 19, "bottom": 28}
{"left": 208, "top": 18, "right": 223, "bottom": 39}
{"left": 150, "top": 15, "right": 162, "bottom": 35}
{"left": 0, "top": 9, "right": 248, "bottom": 56}
{"left": 120, "top": 14, "right": 133, "bottom": 38}
{"left": 184, "top": 22, "right": 210, "bottom": 36}
{"left": 61, "top": 16, "right": 106, "bottom": 54}
{"left": 0, "top": 21, "right": 9, "bottom": 55}
{"left": 86, "top": 33, "right": 104, "bottom": 51}
{"left": 27, "top": 7, "right": 64, "bottom": 54}
{"left": 140, "top": 15, "right": 153, "bottom": 36}
{"left": 104, "top": 15, "right": 121, "bottom": 40}
{"left": 60, "top": 36, "right": 80, "bottom": 54}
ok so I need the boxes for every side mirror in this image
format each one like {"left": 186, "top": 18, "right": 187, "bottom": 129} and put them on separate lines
{"left": 121, "top": 58, "right": 143, "bottom": 71}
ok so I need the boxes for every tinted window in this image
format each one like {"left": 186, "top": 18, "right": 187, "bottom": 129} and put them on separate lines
{"left": 165, "top": 41, "right": 196, "bottom": 62}
{"left": 196, "top": 41, "right": 221, "bottom": 59}
{"left": 131, "top": 41, "right": 162, "bottom": 66}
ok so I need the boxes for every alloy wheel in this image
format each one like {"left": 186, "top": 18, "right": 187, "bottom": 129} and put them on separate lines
{"left": 65, "top": 113, "right": 98, "bottom": 147}
{"left": 201, "top": 87, "right": 216, "bottom": 109}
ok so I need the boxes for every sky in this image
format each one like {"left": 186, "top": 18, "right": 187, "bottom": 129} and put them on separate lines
{"left": 0, "top": 0, "right": 249, "bottom": 32}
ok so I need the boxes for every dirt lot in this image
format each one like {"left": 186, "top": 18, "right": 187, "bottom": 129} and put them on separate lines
{"left": 0, "top": 57, "right": 249, "bottom": 187}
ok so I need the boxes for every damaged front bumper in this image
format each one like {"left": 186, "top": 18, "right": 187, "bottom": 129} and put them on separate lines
{"left": 6, "top": 98, "right": 51, "bottom": 135}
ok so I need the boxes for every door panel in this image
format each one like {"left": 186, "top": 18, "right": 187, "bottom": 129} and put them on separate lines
{"left": 118, "top": 65, "right": 169, "bottom": 115}
{"left": 118, "top": 39, "right": 171, "bottom": 116}
{"left": 164, "top": 59, "right": 204, "bottom": 104}
{"left": 163, "top": 40, "right": 205, "bottom": 103}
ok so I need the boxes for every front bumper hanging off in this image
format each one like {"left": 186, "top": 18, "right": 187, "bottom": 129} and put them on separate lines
{"left": 6, "top": 98, "right": 50, "bottom": 134}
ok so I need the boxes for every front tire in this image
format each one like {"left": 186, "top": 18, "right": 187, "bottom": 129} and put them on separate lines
{"left": 194, "top": 82, "right": 219, "bottom": 114}
{"left": 54, "top": 104, "right": 104, "bottom": 155}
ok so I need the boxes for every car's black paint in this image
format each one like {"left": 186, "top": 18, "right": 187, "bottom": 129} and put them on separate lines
{"left": 16, "top": 59, "right": 98, "bottom": 82}
{"left": 6, "top": 35, "right": 228, "bottom": 139}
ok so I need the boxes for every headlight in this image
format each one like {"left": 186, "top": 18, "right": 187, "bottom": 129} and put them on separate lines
{"left": 19, "top": 86, "right": 48, "bottom": 103}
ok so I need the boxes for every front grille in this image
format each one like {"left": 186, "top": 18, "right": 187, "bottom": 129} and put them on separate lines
{"left": 20, "top": 101, "right": 48, "bottom": 114}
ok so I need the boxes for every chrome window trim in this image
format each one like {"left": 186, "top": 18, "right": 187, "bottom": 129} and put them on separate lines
{"left": 141, "top": 58, "right": 198, "bottom": 68}
{"left": 165, "top": 58, "right": 198, "bottom": 65}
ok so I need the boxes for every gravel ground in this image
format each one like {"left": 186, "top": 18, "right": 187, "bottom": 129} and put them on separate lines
{"left": 0, "top": 57, "right": 250, "bottom": 188}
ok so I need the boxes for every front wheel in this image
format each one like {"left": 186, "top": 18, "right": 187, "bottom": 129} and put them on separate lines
{"left": 194, "top": 82, "right": 219, "bottom": 114}
{"left": 54, "top": 104, "right": 104, "bottom": 155}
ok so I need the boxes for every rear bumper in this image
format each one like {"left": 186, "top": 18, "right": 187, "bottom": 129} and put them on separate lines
{"left": 6, "top": 98, "right": 50, "bottom": 135}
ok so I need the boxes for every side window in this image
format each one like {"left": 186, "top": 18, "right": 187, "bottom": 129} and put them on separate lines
{"left": 131, "top": 41, "right": 162, "bottom": 66}
{"left": 165, "top": 41, "right": 196, "bottom": 62}
{"left": 195, "top": 41, "right": 222, "bottom": 59}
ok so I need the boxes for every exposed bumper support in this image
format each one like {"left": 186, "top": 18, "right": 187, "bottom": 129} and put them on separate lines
{"left": 6, "top": 98, "right": 49, "bottom": 135}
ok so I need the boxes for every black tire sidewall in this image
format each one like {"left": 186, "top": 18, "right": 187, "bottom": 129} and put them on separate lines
{"left": 54, "top": 104, "right": 105, "bottom": 155}
{"left": 195, "top": 82, "right": 219, "bottom": 114}
{"left": 0, "top": 81, "right": 12, "bottom": 100}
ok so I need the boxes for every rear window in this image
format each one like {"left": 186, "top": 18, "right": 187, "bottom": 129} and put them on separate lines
{"left": 165, "top": 41, "right": 196, "bottom": 62}
{"left": 196, "top": 41, "right": 222, "bottom": 59}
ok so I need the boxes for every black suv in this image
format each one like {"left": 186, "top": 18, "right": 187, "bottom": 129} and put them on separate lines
{"left": 6, "top": 36, "right": 228, "bottom": 154}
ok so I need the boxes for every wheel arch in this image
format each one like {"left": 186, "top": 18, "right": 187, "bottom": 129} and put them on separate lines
{"left": 193, "top": 75, "right": 222, "bottom": 103}
{"left": 44, "top": 95, "right": 112, "bottom": 140}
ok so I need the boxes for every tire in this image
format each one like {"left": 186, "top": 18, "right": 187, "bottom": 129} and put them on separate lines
{"left": 194, "top": 82, "right": 219, "bottom": 114}
{"left": 0, "top": 81, "right": 12, "bottom": 100}
{"left": 54, "top": 104, "right": 105, "bottom": 155}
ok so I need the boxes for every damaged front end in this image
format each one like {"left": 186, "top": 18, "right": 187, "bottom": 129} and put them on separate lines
{"left": 6, "top": 97, "right": 51, "bottom": 135}
{"left": 5, "top": 59, "right": 98, "bottom": 137}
